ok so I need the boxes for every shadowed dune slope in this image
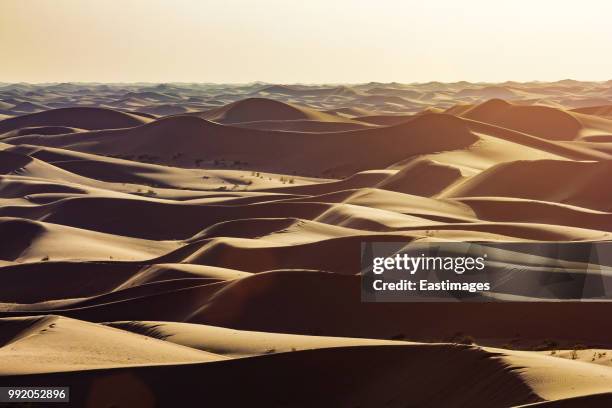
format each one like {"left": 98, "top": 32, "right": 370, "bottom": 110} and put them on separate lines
{"left": 0, "top": 338, "right": 541, "bottom": 407}
{"left": 2, "top": 113, "right": 481, "bottom": 177}
{"left": 572, "top": 105, "right": 612, "bottom": 118}
{"left": 461, "top": 99, "right": 612, "bottom": 141}
{"left": 193, "top": 97, "right": 350, "bottom": 123}
{"left": 0, "top": 107, "right": 150, "bottom": 135}
{"left": 442, "top": 159, "right": 612, "bottom": 210}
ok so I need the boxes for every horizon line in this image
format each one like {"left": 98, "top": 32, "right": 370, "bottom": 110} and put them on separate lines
{"left": 3, "top": 78, "right": 612, "bottom": 86}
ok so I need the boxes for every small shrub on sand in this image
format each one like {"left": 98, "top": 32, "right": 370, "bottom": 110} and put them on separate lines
{"left": 448, "top": 332, "right": 475, "bottom": 345}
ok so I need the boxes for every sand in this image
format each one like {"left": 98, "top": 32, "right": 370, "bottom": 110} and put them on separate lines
{"left": 1, "top": 80, "right": 612, "bottom": 407}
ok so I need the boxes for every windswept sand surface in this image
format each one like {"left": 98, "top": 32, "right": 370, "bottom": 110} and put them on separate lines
{"left": 1, "top": 81, "right": 612, "bottom": 407}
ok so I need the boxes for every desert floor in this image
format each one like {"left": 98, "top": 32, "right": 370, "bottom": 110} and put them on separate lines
{"left": 1, "top": 80, "right": 612, "bottom": 407}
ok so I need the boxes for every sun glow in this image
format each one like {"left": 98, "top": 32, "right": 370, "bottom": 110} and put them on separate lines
{"left": 1, "top": 0, "right": 611, "bottom": 83}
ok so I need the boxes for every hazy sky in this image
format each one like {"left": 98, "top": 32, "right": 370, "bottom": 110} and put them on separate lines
{"left": 1, "top": 0, "right": 611, "bottom": 83}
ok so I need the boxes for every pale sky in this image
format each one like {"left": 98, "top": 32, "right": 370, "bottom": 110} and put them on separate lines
{"left": 1, "top": 0, "right": 611, "bottom": 83}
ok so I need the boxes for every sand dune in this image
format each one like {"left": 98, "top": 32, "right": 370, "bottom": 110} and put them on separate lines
{"left": 572, "top": 104, "right": 612, "bottom": 118}
{"left": 443, "top": 160, "right": 612, "bottom": 210}
{"left": 5, "top": 315, "right": 612, "bottom": 406}
{"left": 0, "top": 107, "right": 150, "bottom": 135}
{"left": 232, "top": 118, "right": 372, "bottom": 132}
{"left": 354, "top": 114, "right": 413, "bottom": 125}
{"left": 456, "top": 86, "right": 520, "bottom": 99}
{"left": 2, "top": 113, "right": 482, "bottom": 177}
{"left": 1, "top": 339, "right": 543, "bottom": 407}
{"left": 1, "top": 81, "right": 612, "bottom": 407}
{"left": 0, "top": 216, "right": 178, "bottom": 263}
{"left": 460, "top": 99, "right": 612, "bottom": 141}
{"left": 376, "top": 158, "right": 467, "bottom": 196}
{"left": 0, "top": 316, "right": 224, "bottom": 375}
{"left": 194, "top": 97, "right": 350, "bottom": 123}
{"left": 253, "top": 84, "right": 359, "bottom": 97}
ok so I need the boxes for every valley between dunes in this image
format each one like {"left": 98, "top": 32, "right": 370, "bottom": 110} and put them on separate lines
{"left": 1, "top": 81, "right": 612, "bottom": 407}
